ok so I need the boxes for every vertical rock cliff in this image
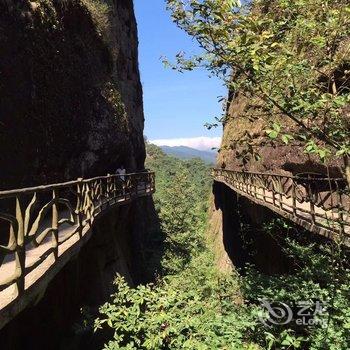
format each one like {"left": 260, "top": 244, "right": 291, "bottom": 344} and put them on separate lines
{"left": 0, "top": 1, "right": 158, "bottom": 348}
{"left": 217, "top": 92, "right": 344, "bottom": 177}
{"left": 0, "top": 0, "right": 146, "bottom": 189}
{"left": 210, "top": 92, "right": 344, "bottom": 273}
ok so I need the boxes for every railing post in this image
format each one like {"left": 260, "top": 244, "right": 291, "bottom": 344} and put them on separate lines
{"left": 89, "top": 182, "right": 95, "bottom": 223}
{"left": 292, "top": 180, "right": 297, "bottom": 216}
{"left": 15, "top": 197, "right": 25, "bottom": 296}
{"left": 307, "top": 175, "right": 316, "bottom": 225}
{"left": 52, "top": 189, "right": 59, "bottom": 260}
{"left": 76, "top": 178, "right": 84, "bottom": 238}
{"left": 253, "top": 175, "right": 258, "bottom": 199}
{"left": 337, "top": 180, "right": 345, "bottom": 238}
{"left": 134, "top": 174, "right": 139, "bottom": 196}
{"left": 151, "top": 172, "right": 155, "bottom": 192}
{"left": 135, "top": 174, "right": 139, "bottom": 195}
{"left": 112, "top": 175, "right": 117, "bottom": 199}
{"left": 124, "top": 175, "right": 128, "bottom": 200}
{"left": 278, "top": 177, "right": 283, "bottom": 210}
{"left": 99, "top": 179, "right": 103, "bottom": 212}
{"left": 106, "top": 174, "right": 110, "bottom": 204}
{"left": 262, "top": 181, "right": 267, "bottom": 202}
{"left": 271, "top": 176, "right": 276, "bottom": 207}
{"left": 310, "top": 200, "right": 316, "bottom": 224}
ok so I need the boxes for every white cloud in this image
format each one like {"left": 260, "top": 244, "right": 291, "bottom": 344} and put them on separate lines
{"left": 150, "top": 137, "right": 222, "bottom": 151}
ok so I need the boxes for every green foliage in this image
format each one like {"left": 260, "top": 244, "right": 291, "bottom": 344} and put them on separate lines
{"left": 94, "top": 146, "right": 349, "bottom": 349}
{"left": 81, "top": 0, "right": 111, "bottom": 36}
{"left": 145, "top": 143, "right": 211, "bottom": 274}
{"left": 165, "top": 0, "right": 350, "bottom": 172}
{"left": 266, "top": 122, "right": 281, "bottom": 140}
{"left": 95, "top": 145, "right": 261, "bottom": 349}
{"left": 240, "top": 219, "right": 350, "bottom": 350}
{"left": 96, "top": 215, "right": 350, "bottom": 349}
{"left": 95, "top": 254, "right": 258, "bottom": 350}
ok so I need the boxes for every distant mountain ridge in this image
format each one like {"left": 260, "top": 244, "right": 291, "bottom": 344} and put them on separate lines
{"left": 160, "top": 145, "right": 217, "bottom": 164}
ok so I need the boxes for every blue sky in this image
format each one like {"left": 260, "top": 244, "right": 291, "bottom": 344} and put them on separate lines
{"left": 134, "top": 0, "right": 225, "bottom": 146}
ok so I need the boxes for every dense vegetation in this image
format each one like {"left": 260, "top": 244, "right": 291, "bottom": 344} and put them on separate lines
{"left": 94, "top": 145, "right": 350, "bottom": 349}
{"left": 143, "top": 144, "right": 211, "bottom": 275}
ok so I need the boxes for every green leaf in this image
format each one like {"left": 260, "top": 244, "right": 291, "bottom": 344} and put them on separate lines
{"left": 272, "top": 122, "right": 281, "bottom": 133}
{"left": 266, "top": 129, "right": 278, "bottom": 139}
{"left": 281, "top": 134, "right": 294, "bottom": 145}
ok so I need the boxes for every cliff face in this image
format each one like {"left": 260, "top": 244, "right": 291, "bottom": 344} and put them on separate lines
{"left": 210, "top": 0, "right": 350, "bottom": 270}
{"left": 210, "top": 93, "right": 343, "bottom": 272}
{"left": 209, "top": 182, "right": 293, "bottom": 275}
{"left": 217, "top": 93, "right": 344, "bottom": 177}
{"left": 0, "top": 1, "right": 158, "bottom": 348}
{"left": 0, "top": 0, "right": 145, "bottom": 189}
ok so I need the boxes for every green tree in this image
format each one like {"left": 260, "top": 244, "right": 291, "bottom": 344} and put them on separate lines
{"left": 145, "top": 143, "right": 211, "bottom": 274}
{"left": 94, "top": 145, "right": 349, "bottom": 349}
{"left": 166, "top": 0, "right": 350, "bottom": 183}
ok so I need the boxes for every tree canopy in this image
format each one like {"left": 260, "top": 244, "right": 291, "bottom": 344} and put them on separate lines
{"left": 166, "top": 0, "right": 350, "bottom": 181}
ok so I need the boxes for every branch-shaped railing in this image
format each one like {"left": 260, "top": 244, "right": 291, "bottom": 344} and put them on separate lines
{"left": 213, "top": 169, "right": 350, "bottom": 244}
{"left": 0, "top": 172, "right": 155, "bottom": 310}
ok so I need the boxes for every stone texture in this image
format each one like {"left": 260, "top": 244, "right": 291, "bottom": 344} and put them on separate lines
{"left": 0, "top": 0, "right": 145, "bottom": 189}
{"left": 0, "top": 1, "right": 158, "bottom": 348}
{"left": 217, "top": 93, "right": 344, "bottom": 177}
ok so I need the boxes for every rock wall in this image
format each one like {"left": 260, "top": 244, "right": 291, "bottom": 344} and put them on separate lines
{"left": 210, "top": 91, "right": 343, "bottom": 271}
{"left": 210, "top": 181, "right": 291, "bottom": 274}
{"left": 217, "top": 93, "right": 344, "bottom": 177}
{"left": 210, "top": 59, "right": 346, "bottom": 272}
{"left": 0, "top": 0, "right": 145, "bottom": 189}
{"left": 0, "top": 1, "right": 159, "bottom": 348}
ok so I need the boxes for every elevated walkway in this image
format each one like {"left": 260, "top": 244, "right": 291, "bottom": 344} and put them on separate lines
{"left": 0, "top": 172, "right": 155, "bottom": 329}
{"left": 213, "top": 169, "right": 349, "bottom": 246}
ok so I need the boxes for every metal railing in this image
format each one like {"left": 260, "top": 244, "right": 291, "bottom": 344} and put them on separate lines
{"left": 213, "top": 169, "right": 350, "bottom": 243}
{"left": 0, "top": 172, "right": 155, "bottom": 309}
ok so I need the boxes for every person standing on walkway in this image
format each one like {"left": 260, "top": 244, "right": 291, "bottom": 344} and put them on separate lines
{"left": 116, "top": 165, "right": 126, "bottom": 181}
{"left": 116, "top": 165, "right": 126, "bottom": 196}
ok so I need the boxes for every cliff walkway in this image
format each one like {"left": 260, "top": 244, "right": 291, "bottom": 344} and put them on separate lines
{"left": 0, "top": 172, "right": 155, "bottom": 329}
{"left": 213, "top": 169, "right": 350, "bottom": 246}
